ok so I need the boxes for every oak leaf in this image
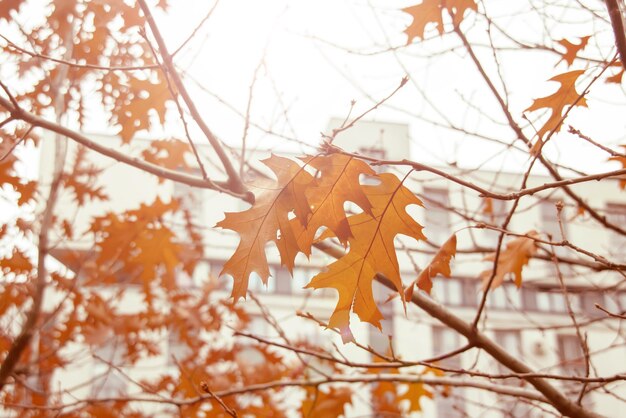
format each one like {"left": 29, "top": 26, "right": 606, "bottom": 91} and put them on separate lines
{"left": 480, "top": 231, "right": 539, "bottom": 290}
{"left": 142, "top": 139, "right": 192, "bottom": 173}
{"left": 293, "top": 154, "right": 375, "bottom": 251}
{"left": 301, "top": 386, "right": 352, "bottom": 417}
{"left": 306, "top": 173, "right": 426, "bottom": 342}
{"left": 606, "top": 67, "right": 624, "bottom": 84}
{"left": 217, "top": 155, "right": 314, "bottom": 300}
{"left": 403, "top": 0, "right": 477, "bottom": 43}
{"left": 556, "top": 36, "right": 590, "bottom": 67}
{"left": 411, "top": 234, "right": 456, "bottom": 297}
{"left": 525, "top": 70, "right": 587, "bottom": 154}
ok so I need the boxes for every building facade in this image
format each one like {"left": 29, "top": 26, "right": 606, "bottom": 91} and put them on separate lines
{"left": 36, "top": 119, "right": 626, "bottom": 417}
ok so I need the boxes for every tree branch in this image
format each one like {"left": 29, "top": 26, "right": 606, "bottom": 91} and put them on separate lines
{"left": 605, "top": 0, "right": 626, "bottom": 69}
{"left": 137, "top": 0, "right": 247, "bottom": 196}
{"left": 0, "top": 96, "right": 254, "bottom": 203}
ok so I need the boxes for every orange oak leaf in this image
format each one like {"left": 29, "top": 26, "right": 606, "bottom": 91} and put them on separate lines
{"left": 306, "top": 173, "right": 426, "bottom": 342}
{"left": 0, "top": 248, "right": 33, "bottom": 275}
{"left": 608, "top": 145, "right": 626, "bottom": 189}
{"left": 216, "top": 155, "right": 314, "bottom": 300}
{"left": 292, "top": 154, "right": 375, "bottom": 251}
{"left": 525, "top": 70, "right": 587, "bottom": 154}
{"left": 482, "top": 197, "right": 493, "bottom": 217}
{"left": 301, "top": 386, "right": 352, "bottom": 417}
{"left": 606, "top": 67, "right": 624, "bottom": 84}
{"left": 113, "top": 74, "right": 172, "bottom": 143}
{"left": 556, "top": 36, "right": 590, "bottom": 67}
{"left": 480, "top": 231, "right": 539, "bottom": 290}
{"left": 409, "top": 234, "right": 456, "bottom": 298}
{"left": 142, "top": 139, "right": 192, "bottom": 173}
{"left": 403, "top": 0, "right": 477, "bottom": 43}
{"left": 369, "top": 356, "right": 436, "bottom": 414}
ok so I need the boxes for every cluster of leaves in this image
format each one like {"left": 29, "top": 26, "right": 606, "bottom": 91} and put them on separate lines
{"left": 1, "top": 0, "right": 171, "bottom": 141}
{"left": 217, "top": 153, "right": 430, "bottom": 341}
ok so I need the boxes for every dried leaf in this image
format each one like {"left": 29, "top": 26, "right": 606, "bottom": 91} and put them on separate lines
{"left": 525, "top": 70, "right": 587, "bottom": 153}
{"left": 413, "top": 234, "right": 457, "bottom": 297}
{"left": 480, "top": 231, "right": 539, "bottom": 289}
{"left": 403, "top": 0, "right": 477, "bottom": 43}
{"left": 217, "top": 155, "right": 314, "bottom": 300}
{"left": 307, "top": 173, "right": 426, "bottom": 342}
{"left": 556, "top": 36, "right": 590, "bottom": 67}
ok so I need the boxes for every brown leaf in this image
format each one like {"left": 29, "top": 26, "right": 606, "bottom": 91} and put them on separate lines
{"left": 480, "top": 231, "right": 539, "bottom": 290}
{"left": 525, "top": 70, "right": 587, "bottom": 153}
{"left": 403, "top": 0, "right": 477, "bottom": 43}
{"left": 0, "top": 248, "right": 33, "bottom": 275}
{"left": 306, "top": 173, "right": 426, "bottom": 342}
{"left": 293, "top": 154, "right": 375, "bottom": 251}
{"left": 216, "top": 155, "right": 314, "bottom": 300}
{"left": 556, "top": 36, "right": 590, "bottom": 67}
{"left": 412, "top": 234, "right": 457, "bottom": 297}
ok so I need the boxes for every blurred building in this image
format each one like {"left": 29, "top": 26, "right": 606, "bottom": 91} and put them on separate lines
{"left": 40, "top": 119, "right": 626, "bottom": 418}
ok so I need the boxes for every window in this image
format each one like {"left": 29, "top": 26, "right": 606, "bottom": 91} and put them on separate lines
{"left": 172, "top": 179, "right": 204, "bottom": 230}
{"left": 423, "top": 188, "right": 450, "bottom": 246}
{"left": 481, "top": 198, "right": 508, "bottom": 247}
{"left": 540, "top": 200, "right": 564, "bottom": 241}
{"left": 91, "top": 338, "right": 127, "bottom": 398}
{"left": 495, "top": 330, "right": 523, "bottom": 387}
{"left": 557, "top": 335, "right": 586, "bottom": 377}
{"left": 581, "top": 291, "right": 604, "bottom": 317}
{"left": 535, "top": 289, "right": 569, "bottom": 313}
{"left": 539, "top": 200, "right": 569, "bottom": 277}
{"left": 248, "top": 271, "right": 276, "bottom": 294}
{"left": 273, "top": 266, "right": 291, "bottom": 294}
{"left": 292, "top": 268, "right": 312, "bottom": 294}
{"left": 432, "top": 327, "right": 465, "bottom": 417}
{"left": 432, "top": 327, "right": 462, "bottom": 367}
{"left": 483, "top": 283, "right": 522, "bottom": 310}
{"left": 432, "top": 278, "right": 463, "bottom": 306}
{"left": 606, "top": 204, "right": 626, "bottom": 260}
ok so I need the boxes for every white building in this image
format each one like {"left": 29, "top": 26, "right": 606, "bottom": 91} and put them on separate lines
{"left": 37, "top": 119, "right": 626, "bottom": 418}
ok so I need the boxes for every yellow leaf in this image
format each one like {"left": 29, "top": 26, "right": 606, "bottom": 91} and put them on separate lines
{"left": 403, "top": 0, "right": 477, "bottom": 43}
{"left": 525, "top": 70, "right": 587, "bottom": 153}
{"left": 307, "top": 173, "right": 426, "bottom": 342}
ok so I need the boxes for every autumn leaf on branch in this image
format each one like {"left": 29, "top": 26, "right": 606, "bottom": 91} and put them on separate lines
{"left": 556, "top": 36, "right": 591, "bottom": 67}
{"left": 606, "top": 66, "right": 624, "bottom": 84}
{"left": 409, "top": 234, "right": 457, "bottom": 298}
{"left": 141, "top": 139, "right": 193, "bottom": 173}
{"left": 480, "top": 231, "right": 539, "bottom": 290}
{"left": 217, "top": 155, "right": 314, "bottom": 300}
{"left": 402, "top": 0, "right": 477, "bottom": 43}
{"left": 61, "top": 146, "right": 108, "bottom": 205}
{"left": 307, "top": 173, "right": 426, "bottom": 342}
{"left": 525, "top": 70, "right": 587, "bottom": 154}
{"left": 369, "top": 355, "right": 438, "bottom": 415}
{"left": 292, "top": 153, "right": 375, "bottom": 251}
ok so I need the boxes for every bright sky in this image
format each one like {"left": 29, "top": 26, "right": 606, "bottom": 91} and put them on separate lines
{"left": 137, "top": 0, "right": 624, "bottom": 175}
